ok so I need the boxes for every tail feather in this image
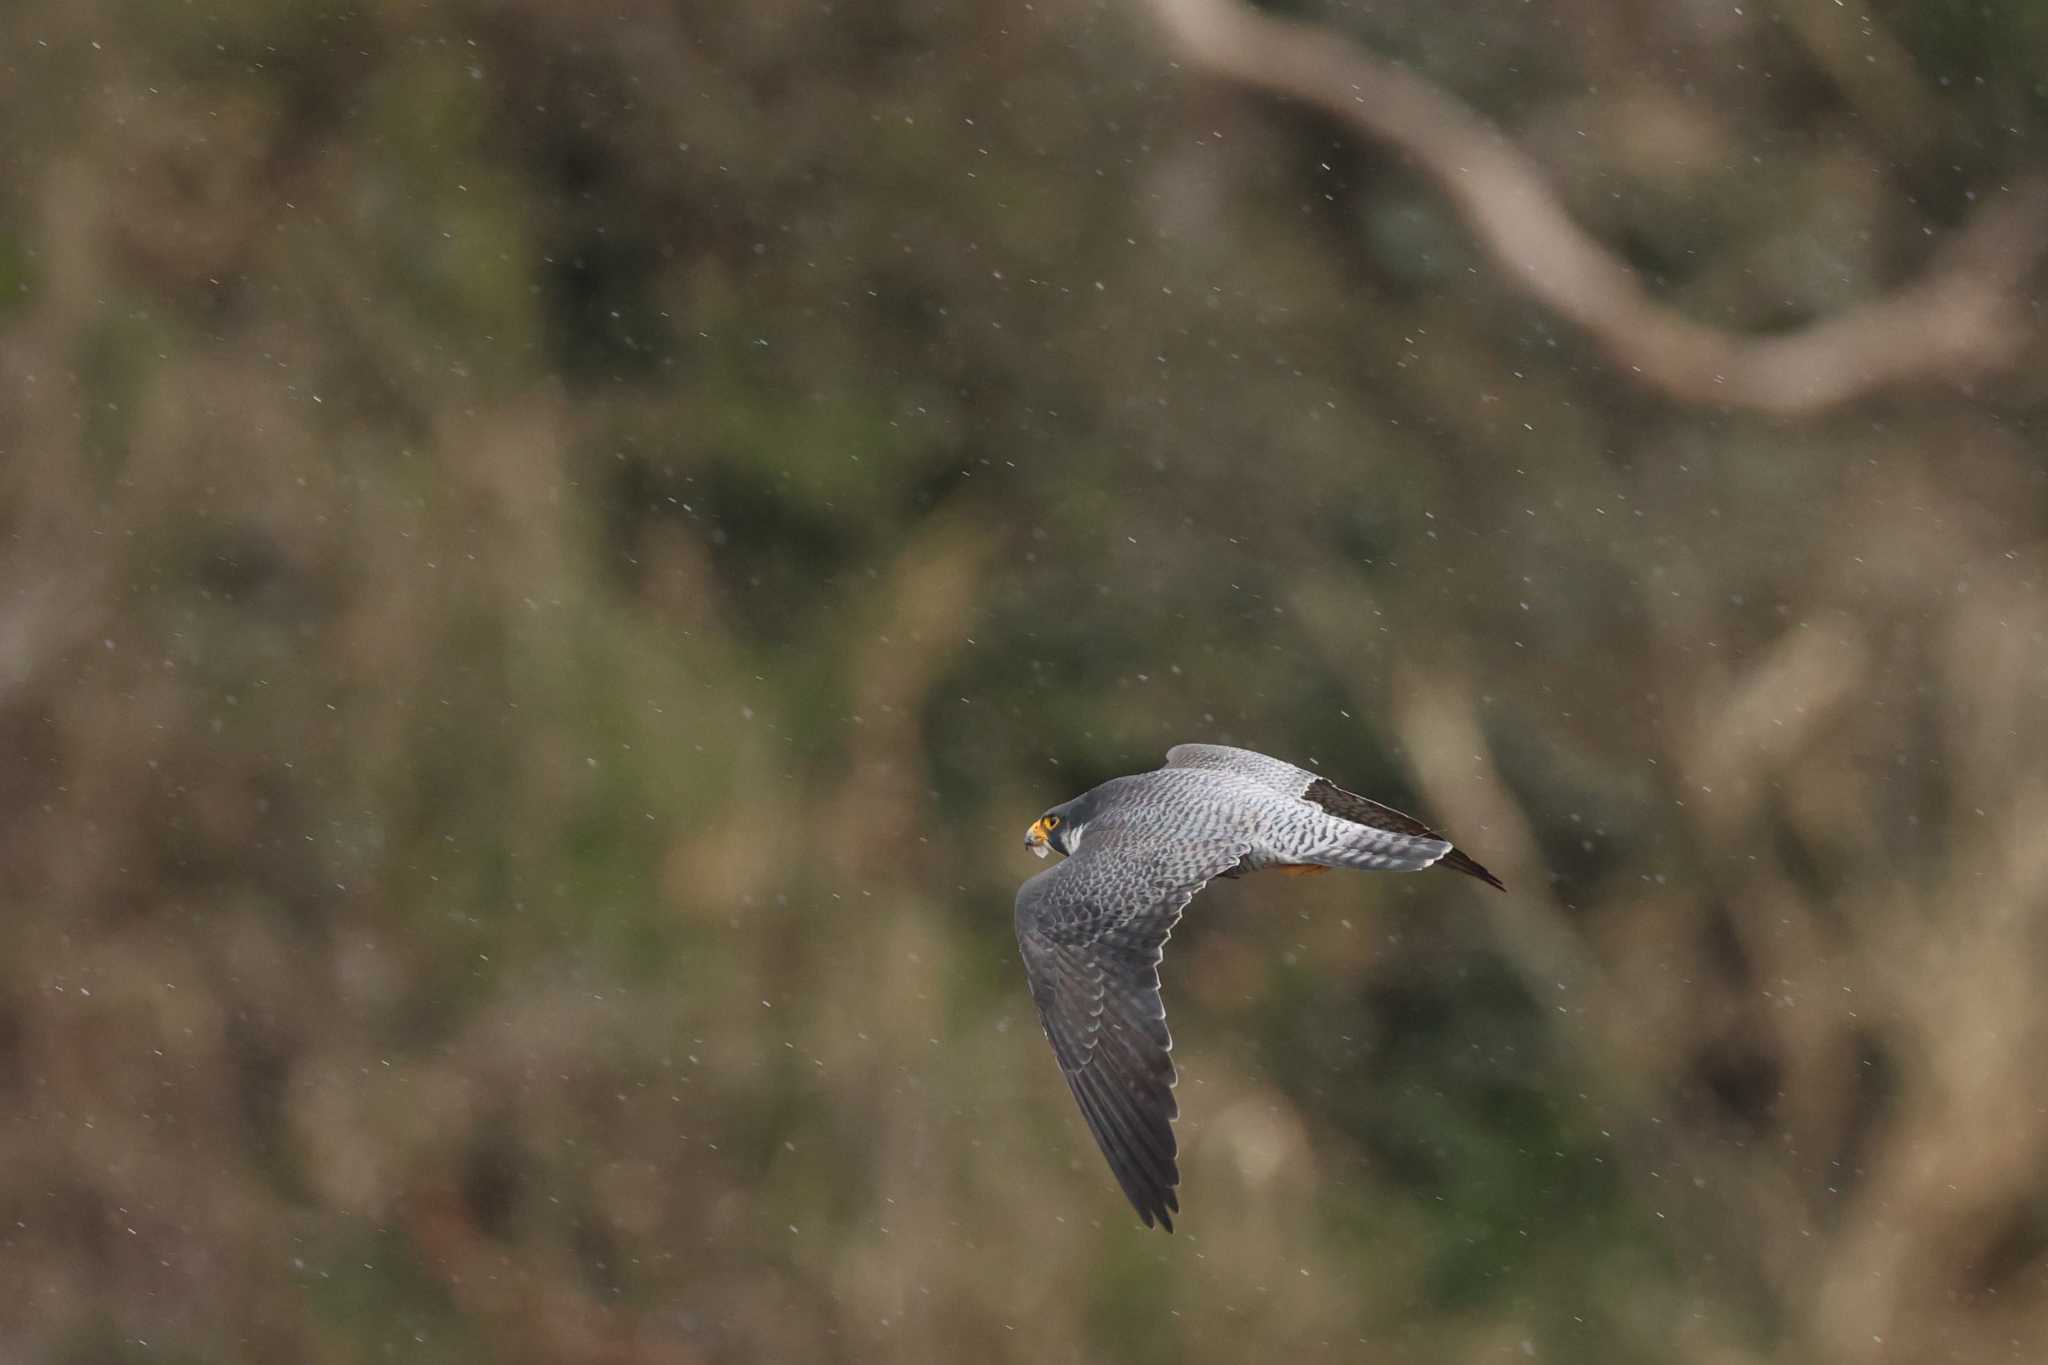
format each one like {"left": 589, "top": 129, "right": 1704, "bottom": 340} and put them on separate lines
{"left": 1438, "top": 846, "right": 1506, "bottom": 892}
{"left": 1303, "top": 777, "right": 1506, "bottom": 890}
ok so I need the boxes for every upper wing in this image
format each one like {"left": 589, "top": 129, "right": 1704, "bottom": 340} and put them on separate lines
{"left": 1014, "top": 829, "right": 1249, "bottom": 1230}
{"left": 1164, "top": 743, "right": 1317, "bottom": 795}
{"left": 1166, "top": 743, "right": 1504, "bottom": 890}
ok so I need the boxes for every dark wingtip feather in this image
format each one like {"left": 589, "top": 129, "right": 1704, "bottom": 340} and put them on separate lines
{"left": 1066, "top": 1063, "right": 1180, "bottom": 1231}
{"left": 1441, "top": 847, "right": 1506, "bottom": 892}
{"left": 1151, "top": 1185, "right": 1178, "bottom": 1232}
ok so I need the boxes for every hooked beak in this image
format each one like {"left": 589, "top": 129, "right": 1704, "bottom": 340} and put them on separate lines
{"left": 1024, "top": 817, "right": 1052, "bottom": 858}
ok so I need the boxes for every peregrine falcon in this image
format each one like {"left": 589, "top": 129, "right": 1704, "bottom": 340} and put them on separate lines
{"left": 1015, "top": 743, "right": 1504, "bottom": 1230}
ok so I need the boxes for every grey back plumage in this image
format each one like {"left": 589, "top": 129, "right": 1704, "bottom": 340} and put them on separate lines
{"left": 1171, "top": 743, "right": 1506, "bottom": 889}
{"left": 1015, "top": 744, "right": 1504, "bottom": 1230}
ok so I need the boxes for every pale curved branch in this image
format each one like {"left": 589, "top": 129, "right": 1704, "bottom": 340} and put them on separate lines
{"left": 1141, "top": 0, "right": 2048, "bottom": 416}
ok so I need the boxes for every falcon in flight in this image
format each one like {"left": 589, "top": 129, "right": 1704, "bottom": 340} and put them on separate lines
{"left": 1015, "top": 743, "right": 1504, "bottom": 1230}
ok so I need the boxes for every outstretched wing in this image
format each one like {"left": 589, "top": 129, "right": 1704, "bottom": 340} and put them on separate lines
{"left": 1164, "top": 742, "right": 1318, "bottom": 794}
{"left": 1014, "top": 829, "right": 1248, "bottom": 1230}
{"left": 1165, "top": 743, "right": 1504, "bottom": 890}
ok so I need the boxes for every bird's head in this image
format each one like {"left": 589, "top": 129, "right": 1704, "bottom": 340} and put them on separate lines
{"left": 1023, "top": 796, "right": 1089, "bottom": 860}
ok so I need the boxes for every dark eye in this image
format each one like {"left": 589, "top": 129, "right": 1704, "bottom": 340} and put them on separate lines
{"left": 1044, "top": 815, "right": 1061, "bottom": 829}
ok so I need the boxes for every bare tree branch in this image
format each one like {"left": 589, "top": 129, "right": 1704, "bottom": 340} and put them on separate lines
{"left": 1141, "top": 0, "right": 2048, "bottom": 415}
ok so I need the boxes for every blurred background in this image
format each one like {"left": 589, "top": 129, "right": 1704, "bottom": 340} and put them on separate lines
{"left": 4, "top": 0, "right": 2048, "bottom": 1360}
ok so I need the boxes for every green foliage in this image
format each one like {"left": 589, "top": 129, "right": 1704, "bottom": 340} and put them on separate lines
{"left": 3, "top": 1, "right": 2046, "bottom": 1361}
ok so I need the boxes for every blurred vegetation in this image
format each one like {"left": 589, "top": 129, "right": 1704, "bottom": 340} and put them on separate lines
{"left": 3, "top": 0, "right": 2047, "bottom": 1361}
